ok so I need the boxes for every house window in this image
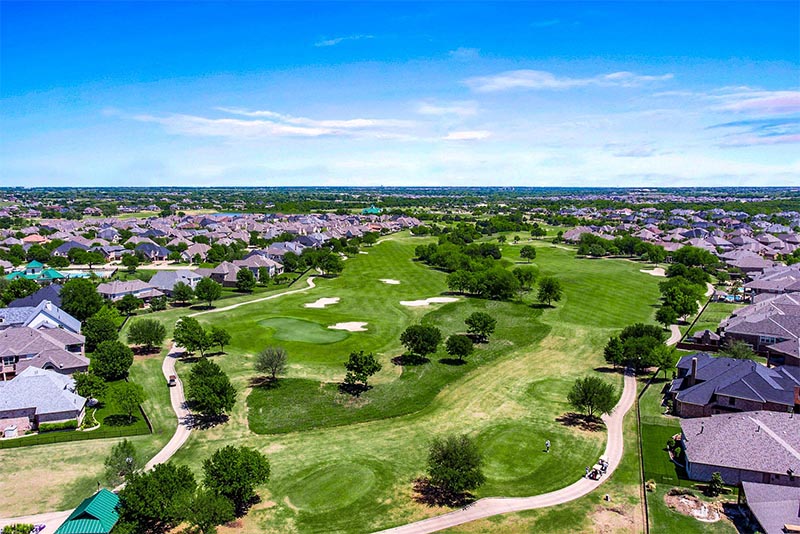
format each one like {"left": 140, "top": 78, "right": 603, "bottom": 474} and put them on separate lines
{"left": 728, "top": 397, "right": 735, "bottom": 405}
{"left": 759, "top": 336, "right": 778, "bottom": 346}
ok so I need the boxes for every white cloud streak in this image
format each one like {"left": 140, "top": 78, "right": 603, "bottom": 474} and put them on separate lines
{"left": 465, "top": 69, "right": 674, "bottom": 92}
{"left": 415, "top": 101, "right": 478, "bottom": 117}
{"left": 443, "top": 130, "right": 492, "bottom": 140}
{"left": 314, "top": 34, "right": 373, "bottom": 47}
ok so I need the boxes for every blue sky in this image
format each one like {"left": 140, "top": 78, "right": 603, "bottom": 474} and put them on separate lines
{"left": 1, "top": 1, "right": 798, "bottom": 187}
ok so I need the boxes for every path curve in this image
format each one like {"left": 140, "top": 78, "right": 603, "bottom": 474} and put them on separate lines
{"left": 376, "top": 370, "right": 637, "bottom": 534}
{"left": 0, "top": 278, "right": 320, "bottom": 530}
{"left": 666, "top": 324, "right": 682, "bottom": 346}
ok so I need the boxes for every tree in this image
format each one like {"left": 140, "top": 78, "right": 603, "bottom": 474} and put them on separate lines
{"left": 174, "top": 317, "right": 212, "bottom": 356}
{"left": 203, "top": 445, "right": 271, "bottom": 515}
{"left": 149, "top": 295, "right": 168, "bottom": 312}
{"left": 195, "top": 277, "right": 222, "bottom": 308}
{"left": 320, "top": 253, "right": 344, "bottom": 276}
{"left": 655, "top": 305, "right": 679, "bottom": 328}
{"left": 623, "top": 335, "right": 661, "bottom": 371}
{"left": 186, "top": 489, "right": 235, "bottom": 534}
{"left": 128, "top": 318, "right": 167, "bottom": 352}
{"left": 706, "top": 472, "right": 724, "bottom": 497}
{"left": 719, "top": 339, "right": 756, "bottom": 360}
{"left": 343, "top": 350, "right": 382, "bottom": 393}
{"left": 445, "top": 335, "right": 474, "bottom": 361}
{"left": 208, "top": 326, "right": 231, "bottom": 353}
{"left": 236, "top": 268, "right": 256, "bottom": 292}
{"left": 2, "top": 524, "right": 36, "bottom": 534}
{"left": 603, "top": 336, "right": 625, "bottom": 368}
{"left": 121, "top": 253, "right": 140, "bottom": 274}
{"left": 512, "top": 266, "right": 537, "bottom": 290}
{"left": 257, "top": 266, "right": 270, "bottom": 285}
{"left": 651, "top": 345, "right": 678, "bottom": 378}
{"left": 112, "top": 382, "right": 146, "bottom": 424}
{"left": 400, "top": 324, "right": 442, "bottom": 359}
{"left": 477, "top": 267, "right": 520, "bottom": 300}
{"left": 83, "top": 313, "right": 118, "bottom": 352}
{"left": 464, "top": 311, "right": 496, "bottom": 342}
{"left": 567, "top": 376, "right": 617, "bottom": 418}
{"left": 73, "top": 372, "right": 107, "bottom": 401}
{"left": 117, "top": 462, "right": 197, "bottom": 533}
{"left": 447, "top": 270, "right": 474, "bottom": 295}
{"left": 255, "top": 346, "right": 287, "bottom": 380}
{"left": 91, "top": 340, "right": 134, "bottom": 380}
{"left": 104, "top": 439, "right": 140, "bottom": 484}
{"left": 427, "top": 434, "right": 485, "bottom": 497}
{"left": 116, "top": 294, "right": 141, "bottom": 316}
{"left": 171, "top": 282, "right": 194, "bottom": 305}
{"left": 0, "top": 278, "right": 39, "bottom": 306}
{"left": 537, "top": 276, "right": 563, "bottom": 306}
{"left": 186, "top": 357, "right": 236, "bottom": 417}
{"left": 519, "top": 245, "right": 537, "bottom": 262}
{"left": 60, "top": 278, "right": 104, "bottom": 322}
{"left": 282, "top": 252, "right": 300, "bottom": 272}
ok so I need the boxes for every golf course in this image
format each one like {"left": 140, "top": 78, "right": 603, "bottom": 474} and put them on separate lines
{"left": 0, "top": 231, "right": 664, "bottom": 532}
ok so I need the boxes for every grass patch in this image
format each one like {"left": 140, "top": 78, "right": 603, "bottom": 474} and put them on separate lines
{"left": 259, "top": 317, "right": 349, "bottom": 344}
{"left": 687, "top": 301, "right": 744, "bottom": 337}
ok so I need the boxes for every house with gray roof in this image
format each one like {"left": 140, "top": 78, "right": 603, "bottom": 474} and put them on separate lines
{"left": 0, "top": 326, "right": 87, "bottom": 380}
{"left": 670, "top": 353, "right": 800, "bottom": 417}
{"left": 8, "top": 283, "right": 62, "bottom": 308}
{"left": 0, "top": 300, "right": 81, "bottom": 334}
{"left": 0, "top": 366, "right": 86, "bottom": 434}
{"left": 96, "top": 280, "right": 164, "bottom": 302}
{"left": 741, "top": 482, "right": 800, "bottom": 534}
{"left": 149, "top": 270, "right": 203, "bottom": 295}
{"left": 681, "top": 411, "right": 800, "bottom": 487}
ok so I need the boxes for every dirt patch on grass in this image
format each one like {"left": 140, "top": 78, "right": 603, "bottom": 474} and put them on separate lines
{"left": 591, "top": 506, "right": 636, "bottom": 533}
{"left": 664, "top": 489, "right": 722, "bottom": 522}
{"left": 304, "top": 297, "right": 340, "bottom": 308}
{"left": 328, "top": 321, "right": 368, "bottom": 332}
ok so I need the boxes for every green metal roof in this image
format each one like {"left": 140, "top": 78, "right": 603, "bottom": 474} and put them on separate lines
{"left": 55, "top": 489, "right": 119, "bottom": 534}
{"left": 26, "top": 260, "right": 44, "bottom": 268}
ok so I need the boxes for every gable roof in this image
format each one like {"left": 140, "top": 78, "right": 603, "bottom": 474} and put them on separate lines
{"left": 56, "top": 489, "right": 120, "bottom": 534}
{"left": 8, "top": 283, "right": 63, "bottom": 308}
{"left": 682, "top": 411, "right": 800, "bottom": 476}
{"left": 741, "top": 482, "right": 800, "bottom": 534}
{"left": 0, "top": 366, "right": 86, "bottom": 417}
{"left": 0, "top": 300, "right": 81, "bottom": 333}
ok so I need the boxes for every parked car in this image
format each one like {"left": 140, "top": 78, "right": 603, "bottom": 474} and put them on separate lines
{"left": 168, "top": 375, "right": 177, "bottom": 387}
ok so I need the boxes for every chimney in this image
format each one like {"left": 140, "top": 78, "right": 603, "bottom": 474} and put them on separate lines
{"left": 687, "top": 357, "right": 699, "bottom": 387}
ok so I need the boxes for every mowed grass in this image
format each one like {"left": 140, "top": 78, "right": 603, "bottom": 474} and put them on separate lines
{"left": 166, "top": 235, "right": 662, "bottom": 533}
{"left": 688, "top": 301, "right": 744, "bottom": 337}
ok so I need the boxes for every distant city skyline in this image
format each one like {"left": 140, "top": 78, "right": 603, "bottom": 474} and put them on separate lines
{"left": 1, "top": 1, "right": 798, "bottom": 187}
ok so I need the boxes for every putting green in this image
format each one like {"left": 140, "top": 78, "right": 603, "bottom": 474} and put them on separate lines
{"left": 477, "top": 423, "right": 549, "bottom": 481}
{"left": 259, "top": 317, "right": 349, "bottom": 344}
{"left": 283, "top": 462, "right": 377, "bottom": 512}
{"left": 525, "top": 377, "right": 573, "bottom": 405}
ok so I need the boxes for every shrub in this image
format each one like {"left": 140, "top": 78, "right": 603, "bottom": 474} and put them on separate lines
{"left": 645, "top": 479, "right": 656, "bottom": 493}
{"left": 39, "top": 420, "right": 78, "bottom": 432}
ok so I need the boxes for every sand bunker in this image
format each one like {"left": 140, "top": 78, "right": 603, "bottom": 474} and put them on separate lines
{"left": 359, "top": 251, "right": 368, "bottom": 255}
{"left": 328, "top": 322, "right": 368, "bottom": 332}
{"left": 380, "top": 279, "right": 401, "bottom": 285}
{"left": 304, "top": 297, "right": 340, "bottom": 308}
{"left": 640, "top": 267, "right": 666, "bottom": 277}
{"left": 400, "top": 297, "right": 459, "bottom": 307}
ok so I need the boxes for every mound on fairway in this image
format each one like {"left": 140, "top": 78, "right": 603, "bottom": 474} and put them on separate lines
{"left": 328, "top": 322, "right": 368, "bottom": 332}
{"left": 283, "top": 462, "right": 377, "bottom": 513}
{"left": 304, "top": 297, "right": 341, "bottom": 308}
{"left": 260, "top": 317, "right": 348, "bottom": 344}
{"left": 400, "top": 296, "right": 458, "bottom": 307}
{"left": 379, "top": 278, "right": 401, "bottom": 285}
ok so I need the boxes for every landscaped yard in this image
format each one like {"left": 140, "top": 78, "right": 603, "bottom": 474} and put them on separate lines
{"left": 687, "top": 301, "right": 744, "bottom": 337}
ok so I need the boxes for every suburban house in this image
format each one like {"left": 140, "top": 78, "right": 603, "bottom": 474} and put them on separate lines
{"left": 680, "top": 411, "right": 800, "bottom": 487}
{"left": 8, "top": 283, "right": 62, "bottom": 308}
{"left": 740, "top": 482, "right": 800, "bottom": 534}
{"left": 210, "top": 261, "right": 240, "bottom": 287}
{"left": 719, "top": 292, "right": 800, "bottom": 362}
{"left": 234, "top": 254, "right": 284, "bottom": 279}
{"left": 0, "top": 300, "right": 81, "bottom": 334}
{"left": 134, "top": 242, "right": 171, "bottom": 261}
{"left": 0, "top": 367, "right": 87, "bottom": 434}
{"left": 745, "top": 265, "right": 800, "bottom": 295}
{"left": 0, "top": 326, "right": 87, "bottom": 380}
{"left": 55, "top": 489, "right": 120, "bottom": 534}
{"left": 4, "top": 260, "right": 67, "bottom": 284}
{"left": 96, "top": 280, "right": 164, "bottom": 302}
{"left": 669, "top": 353, "right": 800, "bottom": 417}
{"left": 149, "top": 270, "right": 203, "bottom": 295}
{"left": 181, "top": 242, "right": 211, "bottom": 262}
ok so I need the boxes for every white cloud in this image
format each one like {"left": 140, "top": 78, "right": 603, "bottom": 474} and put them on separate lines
{"left": 443, "top": 130, "right": 491, "bottom": 140}
{"left": 314, "top": 34, "right": 373, "bottom": 47}
{"left": 464, "top": 69, "right": 673, "bottom": 92}
{"left": 713, "top": 90, "right": 800, "bottom": 115}
{"left": 448, "top": 47, "right": 480, "bottom": 61}
{"left": 131, "top": 108, "right": 415, "bottom": 139}
{"left": 415, "top": 100, "right": 478, "bottom": 117}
